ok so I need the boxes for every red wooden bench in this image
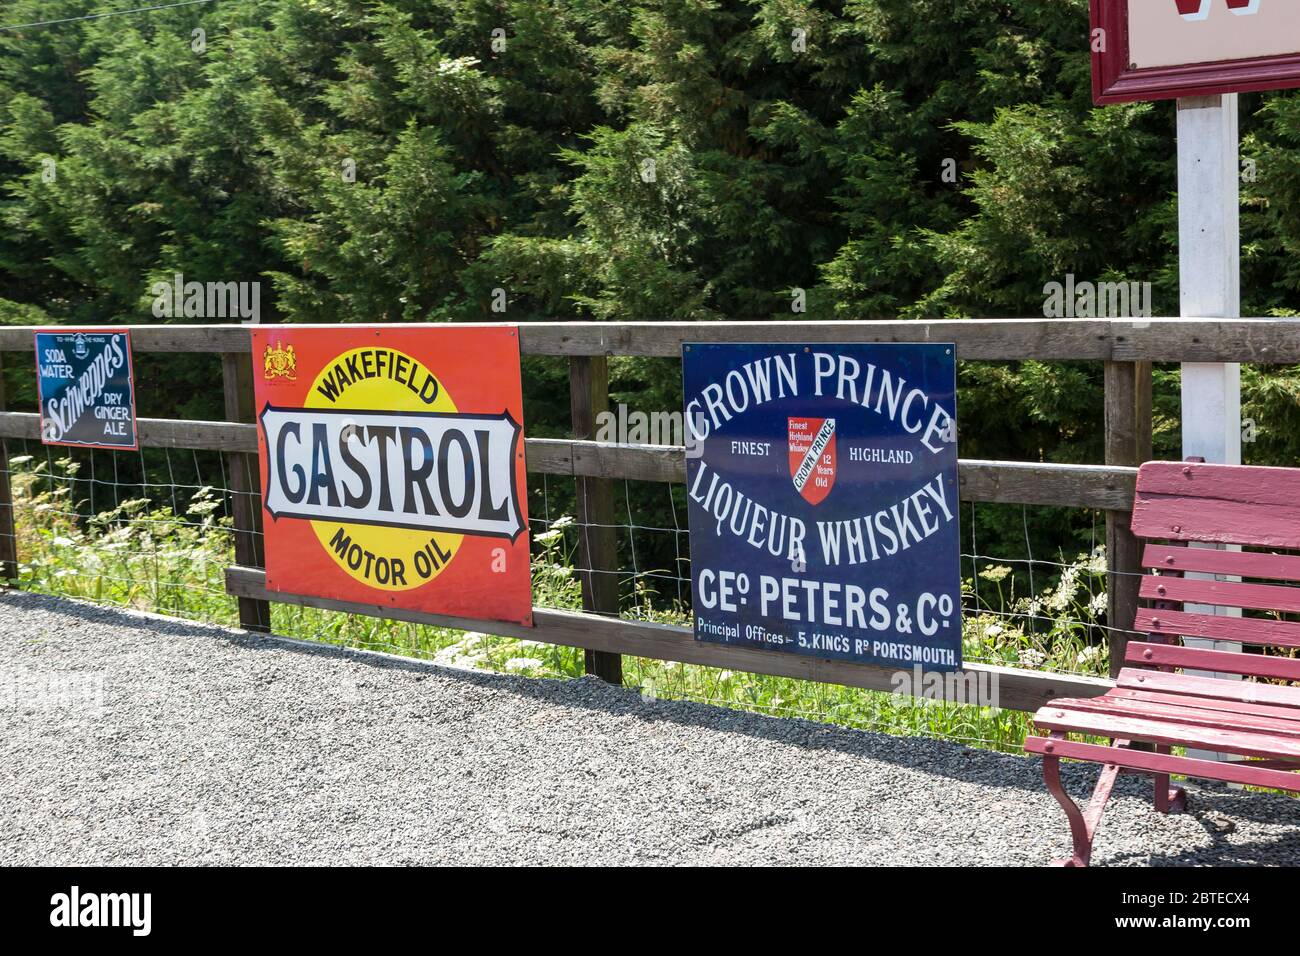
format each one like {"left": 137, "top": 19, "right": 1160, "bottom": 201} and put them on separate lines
{"left": 1025, "top": 460, "right": 1300, "bottom": 866}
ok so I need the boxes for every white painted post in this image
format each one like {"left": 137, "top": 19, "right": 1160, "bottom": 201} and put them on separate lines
{"left": 1177, "top": 93, "right": 1243, "bottom": 763}
{"left": 1179, "top": 94, "right": 1241, "bottom": 467}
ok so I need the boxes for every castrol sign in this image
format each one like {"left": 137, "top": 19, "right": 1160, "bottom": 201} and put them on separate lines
{"left": 252, "top": 326, "right": 532, "bottom": 626}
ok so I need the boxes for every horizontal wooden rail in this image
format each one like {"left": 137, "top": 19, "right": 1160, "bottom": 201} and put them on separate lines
{"left": 0, "top": 411, "right": 252, "bottom": 453}
{"left": 225, "top": 565, "right": 1111, "bottom": 713}
{"left": 519, "top": 318, "right": 1300, "bottom": 362}
{"left": 3, "top": 324, "right": 252, "bottom": 354}
{"left": 4, "top": 317, "right": 1300, "bottom": 362}
{"left": 0, "top": 411, "right": 1136, "bottom": 508}
{"left": 526, "top": 437, "right": 683, "bottom": 484}
{"left": 957, "top": 460, "right": 1134, "bottom": 510}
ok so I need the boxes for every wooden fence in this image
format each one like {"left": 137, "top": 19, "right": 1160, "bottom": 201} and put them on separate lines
{"left": 1, "top": 316, "right": 1295, "bottom": 713}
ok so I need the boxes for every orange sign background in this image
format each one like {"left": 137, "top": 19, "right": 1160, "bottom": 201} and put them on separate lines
{"left": 251, "top": 325, "right": 533, "bottom": 626}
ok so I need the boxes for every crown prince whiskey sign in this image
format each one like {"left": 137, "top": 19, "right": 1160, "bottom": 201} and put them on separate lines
{"left": 1092, "top": 1, "right": 1300, "bottom": 103}
{"left": 252, "top": 326, "right": 533, "bottom": 626}
{"left": 683, "top": 343, "right": 962, "bottom": 672}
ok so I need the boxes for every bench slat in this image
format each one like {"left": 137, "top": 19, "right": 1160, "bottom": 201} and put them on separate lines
{"left": 1142, "top": 542, "right": 1300, "bottom": 582}
{"left": 1108, "top": 686, "right": 1300, "bottom": 722}
{"left": 1048, "top": 694, "right": 1300, "bottom": 738}
{"left": 1125, "top": 640, "right": 1300, "bottom": 681}
{"left": 1138, "top": 574, "right": 1300, "bottom": 614}
{"left": 1134, "top": 608, "right": 1300, "bottom": 648}
{"left": 1024, "top": 736, "right": 1300, "bottom": 793}
{"left": 1135, "top": 462, "right": 1300, "bottom": 508}
{"left": 1131, "top": 494, "right": 1300, "bottom": 548}
{"left": 1033, "top": 706, "right": 1300, "bottom": 759}
{"left": 1117, "top": 667, "right": 1300, "bottom": 708}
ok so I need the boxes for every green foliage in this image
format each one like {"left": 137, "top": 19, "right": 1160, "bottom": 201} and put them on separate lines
{"left": 1, "top": 3, "right": 1297, "bottom": 326}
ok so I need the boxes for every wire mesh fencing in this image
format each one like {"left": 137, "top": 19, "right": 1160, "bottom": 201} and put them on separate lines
{"left": 3, "top": 438, "right": 240, "bottom": 621}
{"left": 0, "top": 443, "right": 1132, "bottom": 752}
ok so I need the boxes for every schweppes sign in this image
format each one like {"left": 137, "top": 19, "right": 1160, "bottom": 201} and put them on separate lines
{"left": 252, "top": 326, "right": 533, "bottom": 626}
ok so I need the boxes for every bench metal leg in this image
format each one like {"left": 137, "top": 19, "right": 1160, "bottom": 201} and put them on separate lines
{"left": 1153, "top": 745, "right": 1188, "bottom": 814}
{"left": 1041, "top": 733, "right": 1123, "bottom": 867}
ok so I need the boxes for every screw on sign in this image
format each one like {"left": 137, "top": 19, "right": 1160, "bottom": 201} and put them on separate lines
{"left": 1174, "top": 0, "right": 1260, "bottom": 17}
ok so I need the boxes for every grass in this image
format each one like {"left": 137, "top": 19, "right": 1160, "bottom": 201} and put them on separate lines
{"left": 9, "top": 454, "right": 1113, "bottom": 752}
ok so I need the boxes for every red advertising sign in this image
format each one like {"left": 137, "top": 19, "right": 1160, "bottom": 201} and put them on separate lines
{"left": 1092, "top": 0, "right": 1300, "bottom": 104}
{"left": 252, "top": 326, "right": 532, "bottom": 626}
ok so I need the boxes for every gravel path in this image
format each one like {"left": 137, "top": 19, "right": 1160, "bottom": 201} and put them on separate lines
{"left": 1, "top": 590, "right": 1297, "bottom": 866}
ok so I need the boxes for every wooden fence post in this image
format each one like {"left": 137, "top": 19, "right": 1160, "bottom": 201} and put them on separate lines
{"left": 222, "top": 351, "right": 271, "bottom": 632}
{"left": 569, "top": 355, "right": 623, "bottom": 685}
{"left": 1104, "top": 360, "right": 1152, "bottom": 677}
{"left": 0, "top": 353, "right": 17, "bottom": 583}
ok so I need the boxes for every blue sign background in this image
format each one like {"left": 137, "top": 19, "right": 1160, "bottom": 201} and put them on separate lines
{"left": 35, "top": 330, "right": 137, "bottom": 450}
{"left": 683, "top": 343, "right": 962, "bottom": 671}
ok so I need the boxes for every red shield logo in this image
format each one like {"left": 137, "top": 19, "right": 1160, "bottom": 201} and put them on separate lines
{"left": 788, "top": 417, "right": 836, "bottom": 506}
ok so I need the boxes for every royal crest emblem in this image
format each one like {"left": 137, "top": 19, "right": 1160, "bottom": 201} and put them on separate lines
{"left": 788, "top": 417, "right": 836, "bottom": 506}
{"left": 263, "top": 341, "right": 296, "bottom": 381}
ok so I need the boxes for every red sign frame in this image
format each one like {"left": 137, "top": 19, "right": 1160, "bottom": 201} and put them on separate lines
{"left": 252, "top": 325, "right": 533, "bottom": 627}
{"left": 1092, "top": 0, "right": 1300, "bottom": 104}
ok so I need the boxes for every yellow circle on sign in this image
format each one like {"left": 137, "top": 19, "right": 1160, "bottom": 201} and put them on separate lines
{"left": 306, "top": 348, "right": 463, "bottom": 591}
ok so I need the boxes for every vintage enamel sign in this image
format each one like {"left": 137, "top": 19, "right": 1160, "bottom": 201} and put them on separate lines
{"left": 34, "top": 329, "right": 137, "bottom": 450}
{"left": 252, "top": 326, "right": 532, "bottom": 626}
{"left": 1092, "top": 0, "right": 1300, "bottom": 103}
{"left": 683, "top": 343, "right": 962, "bottom": 671}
